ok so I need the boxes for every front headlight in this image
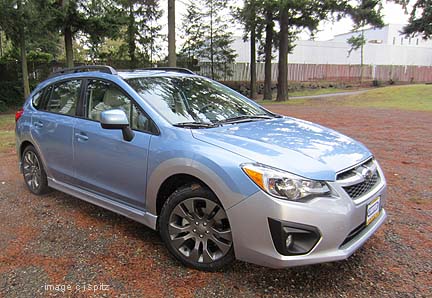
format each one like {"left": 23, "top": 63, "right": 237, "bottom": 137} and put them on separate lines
{"left": 242, "top": 163, "right": 330, "bottom": 201}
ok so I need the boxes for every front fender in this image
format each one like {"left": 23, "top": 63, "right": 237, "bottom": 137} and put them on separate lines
{"left": 145, "top": 156, "right": 259, "bottom": 215}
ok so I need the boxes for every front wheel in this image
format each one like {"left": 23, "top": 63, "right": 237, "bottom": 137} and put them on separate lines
{"left": 159, "top": 186, "right": 235, "bottom": 271}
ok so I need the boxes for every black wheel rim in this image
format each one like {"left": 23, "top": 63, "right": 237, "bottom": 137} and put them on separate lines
{"left": 168, "top": 197, "right": 232, "bottom": 264}
{"left": 23, "top": 151, "right": 42, "bottom": 191}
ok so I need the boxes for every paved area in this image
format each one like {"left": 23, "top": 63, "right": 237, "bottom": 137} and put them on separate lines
{"left": 289, "top": 89, "right": 369, "bottom": 99}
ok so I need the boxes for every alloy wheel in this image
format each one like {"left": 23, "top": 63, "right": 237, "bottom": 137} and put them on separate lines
{"left": 168, "top": 197, "right": 233, "bottom": 264}
{"left": 23, "top": 151, "right": 42, "bottom": 191}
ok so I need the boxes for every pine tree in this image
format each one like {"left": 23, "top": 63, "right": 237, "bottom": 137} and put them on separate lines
{"left": 396, "top": 0, "right": 432, "bottom": 39}
{"left": 179, "top": 2, "right": 206, "bottom": 69}
{"left": 117, "top": 0, "right": 163, "bottom": 67}
{"left": 181, "top": 0, "right": 237, "bottom": 80}
{"left": 237, "top": 0, "right": 263, "bottom": 99}
{"left": 82, "top": 0, "right": 125, "bottom": 62}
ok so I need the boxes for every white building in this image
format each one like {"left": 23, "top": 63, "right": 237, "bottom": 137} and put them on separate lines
{"left": 331, "top": 24, "right": 432, "bottom": 47}
{"left": 232, "top": 24, "right": 432, "bottom": 66}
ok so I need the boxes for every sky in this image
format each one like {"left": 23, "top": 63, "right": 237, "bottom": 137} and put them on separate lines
{"left": 158, "top": 1, "right": 412, "bottom": 48}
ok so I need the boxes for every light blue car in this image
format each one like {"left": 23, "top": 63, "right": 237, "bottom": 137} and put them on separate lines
{"left": 15, "top": 66, "right": 387, "bottom": 271}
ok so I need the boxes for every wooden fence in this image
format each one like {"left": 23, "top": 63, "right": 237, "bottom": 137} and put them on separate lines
{"left": 197, "top": 62, "right": 432, "bottom": 83}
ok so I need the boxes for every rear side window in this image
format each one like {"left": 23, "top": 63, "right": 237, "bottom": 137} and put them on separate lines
{"left": 46, "top": 80, "right": 81, "bottom": 116}
{"left": 32, "top": 91, "right": 43, "bottom": 110}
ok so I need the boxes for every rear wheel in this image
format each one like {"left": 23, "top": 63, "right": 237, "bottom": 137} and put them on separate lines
{"left": 22, "top": 145, "right": 50, "bottom": 195}
{"left": 159, "top": 186, "right": 234, "bottom": 271}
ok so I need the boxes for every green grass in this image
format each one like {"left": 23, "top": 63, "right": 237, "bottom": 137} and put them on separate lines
{"left": 260, "top": 85, "right": 432, "bottom": 111}
{"left": 340, "top": 85, "right": 432, "bottom": 111}
{"left": 0, "top": 114, "right": 15, "bottom": 151}
{"left": 257, "top": 87, "right": 364, "bottom": 105}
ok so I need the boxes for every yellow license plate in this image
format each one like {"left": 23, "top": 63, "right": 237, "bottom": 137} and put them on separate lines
{"left": 366, "top": 196, "right": 381, "bottom": 225}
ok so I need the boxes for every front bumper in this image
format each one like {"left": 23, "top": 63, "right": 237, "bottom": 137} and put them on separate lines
{"left": 226, "top": 179, "right": 387, "bottom": 269}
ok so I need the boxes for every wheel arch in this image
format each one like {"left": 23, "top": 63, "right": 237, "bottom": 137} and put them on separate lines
{"left": 18, "top": 140, "right": 50, "bottom": 177}
{"left": 146, "top": 158, "right": 253, "bottom": 218}
{"left": 19, "top": 140, "right": 34, "bottom": 161}
{"left": 155, "top": 174, "right": 213, "bottom": 217}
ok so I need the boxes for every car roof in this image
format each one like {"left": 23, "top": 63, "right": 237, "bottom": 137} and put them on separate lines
{"left": 33, "top": 66, "right": 199, "bottom": 96}
{"left": 48, "top": 65, "right": 196, "bottom": 80}
{"left": 117, "top": 70, "right": 195, "bottom": 80}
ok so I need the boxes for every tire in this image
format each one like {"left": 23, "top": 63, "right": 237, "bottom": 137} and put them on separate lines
{"left": 159, "top": 185, "right": 235, "bottom": 271}
{"left": 22, "top": 145, "right": 50, "bottom": 195}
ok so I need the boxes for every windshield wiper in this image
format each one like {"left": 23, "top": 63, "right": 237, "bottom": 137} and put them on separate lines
{"left": 173, "top": 121, "right": 220, "bottom": 128}
{"left": 217, "top": 114, "right": 275, "bottom": 124}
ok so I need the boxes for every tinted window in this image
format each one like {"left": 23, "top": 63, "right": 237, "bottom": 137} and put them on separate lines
{"left": 86, "top": 79, "right": 152, "bottom": 132}
{"left": 46, "top": 80, "right": 81, "bottom": 116}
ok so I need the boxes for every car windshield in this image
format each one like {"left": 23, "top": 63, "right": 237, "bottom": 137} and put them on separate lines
{"left": 127, "top": 76, "right": 272, "bottom": 126}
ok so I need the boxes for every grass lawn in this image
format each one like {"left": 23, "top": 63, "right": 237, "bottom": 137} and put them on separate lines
{"left": 260, "top": 84, "right": 432, "bottom": 111}
{"left": 0, "top": 114, "right": 15, "bottom": 152}
{"left": 340, "top": 85, "right": 432, "bottom": 111}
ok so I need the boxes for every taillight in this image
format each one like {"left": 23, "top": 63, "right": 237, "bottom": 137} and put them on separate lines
{"left": 15, "top": 107, "right": 24, "bottom": 122}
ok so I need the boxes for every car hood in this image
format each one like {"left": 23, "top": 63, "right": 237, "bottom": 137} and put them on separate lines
{"left": 191, "top": 117, "right": 372, "bottom": 181}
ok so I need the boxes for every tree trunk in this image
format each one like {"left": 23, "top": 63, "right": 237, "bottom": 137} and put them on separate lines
{"left": 64, "top": 26, "right": 74, "bottom": 68}
{"left": 168, "top": 0, "right": 176, "bottom": 67}
{"left": 18, "top": 0, "right": 30, "bottom": 98}
{"left": 210, "top": 1, "right": 214, "bottom": 80}
{"left": 127, "top": 4, "right": 136, "bottom": 67}
{"left": 360, "top": 29, "right": 364, "bottom": 84}
{"left": 250, "top": 29, "right": 257, "bottom": 99}
{"left": 277, "top": 8, "right": 289, "bottom": 101}
{"left": 0, "top": 31, "right": 3, "bottom": 58}
{"left": 263, "top": 10, "right": 273, "bottom": 101}
{"left": 61, "top": 0, "right": 74, "bottom": 68}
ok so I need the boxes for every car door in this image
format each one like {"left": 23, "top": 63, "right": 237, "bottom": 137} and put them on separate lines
{"left": 73, "top": 78, "right": 153, "bottom": 210}
{"left": 30, "top": 79, "right": 82, "bottom": 184}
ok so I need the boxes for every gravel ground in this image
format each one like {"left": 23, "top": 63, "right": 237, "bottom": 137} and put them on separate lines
{"left": 0, "top": 103, "right": 431, "bottom": 297}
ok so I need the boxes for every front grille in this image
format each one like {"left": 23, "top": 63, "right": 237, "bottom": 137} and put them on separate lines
{"left": 340, "top": 222, "right": 366, "bottom": 247}
{"left": 337, "top": 158, "right": 381, "bottom": 200}
{"left": 343, "top": 172, "right": 379, "bottom": 199}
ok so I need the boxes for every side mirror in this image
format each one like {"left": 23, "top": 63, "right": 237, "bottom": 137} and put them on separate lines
{"left": 100, "top": 109, "right": 134, "bottom": 142}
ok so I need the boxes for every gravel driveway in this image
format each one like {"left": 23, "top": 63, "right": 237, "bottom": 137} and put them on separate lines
{"left": 0, "top": 103, "right": 431, "bottom": 297}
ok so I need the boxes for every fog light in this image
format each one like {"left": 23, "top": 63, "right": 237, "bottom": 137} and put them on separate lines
{"left": 285, "top": 234, "right": 293, "bottom": 248}
{"left": 269, "top": 218, "right": 321, "bottom": 256}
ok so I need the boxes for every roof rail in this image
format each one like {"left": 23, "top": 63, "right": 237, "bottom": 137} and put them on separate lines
{"left": 49, "top": 65, "right": 117, "bottom": 78}
{"left": 139, "top": 67, "right": 196, "bottom": 75}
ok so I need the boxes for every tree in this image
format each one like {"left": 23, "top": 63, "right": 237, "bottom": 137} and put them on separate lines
{"left": 261, "top": 1, "right": 278, "bottom": 101}
{"left": 82, "top": 0, "right": 125, "bottom": 62}
{"left": 181, "top": 0, "right": 237, "bottom": 80}
{"left": 51, "top": 0, "right": 87, "bottom": 67}
{"left": 167, "top": 0, "right": 176, "bottom": 66}
{"left": 17, "top": 0, "right": 30, "bottom": 97}
{"left": 0, "top": 0, "right": 35, "bottom": 97}
{"left": 237, "top": 0, "right": 263, "bottom": 99}
{"left": 396, "top": 0, "right": 432, "bottom": 39}
{"left": 346, "top": 0, "right": 384, "bottom": 83}
{"left": 276, "top": 0, "right": 340, "bottom": 101}
{"left": 179, "top": 2, "right": 205, "bottom": 69}
{"left": 117, "top": 0, "right": 163, "bottom": 67}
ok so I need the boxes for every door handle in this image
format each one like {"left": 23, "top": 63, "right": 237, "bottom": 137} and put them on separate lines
{"left": 75, "top": 132, "right": 89, "bottom": 141}
{"left": 34, "top": 121, "right": 44, "bottom": 128}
